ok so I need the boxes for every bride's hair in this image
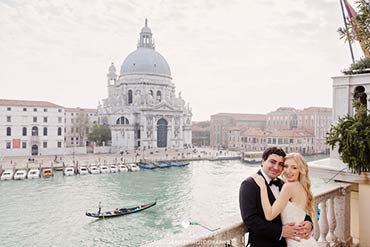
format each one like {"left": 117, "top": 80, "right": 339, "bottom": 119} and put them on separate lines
{"left": 283, "top": 153, "right": 315, "bottom": 218}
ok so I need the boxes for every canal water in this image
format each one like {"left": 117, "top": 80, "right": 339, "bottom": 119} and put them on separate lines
{"left": 0, "top": 157, "right": 331, "bottom": 247}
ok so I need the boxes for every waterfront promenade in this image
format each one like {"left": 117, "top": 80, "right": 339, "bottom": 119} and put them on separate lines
{"left": 0, "top": 147, "right": 241, "bottom": 170}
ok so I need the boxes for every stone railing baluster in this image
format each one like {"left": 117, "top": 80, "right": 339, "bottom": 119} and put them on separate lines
{"left": 318, "top": 200, "right": 330, "bottom": 246}
{"left": 326, "top": 197, "right": 337, "bottom": 243}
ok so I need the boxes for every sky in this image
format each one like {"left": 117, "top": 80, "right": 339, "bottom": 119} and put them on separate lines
{"left": 0, "top": 0, "right": 365, "bottom": 121}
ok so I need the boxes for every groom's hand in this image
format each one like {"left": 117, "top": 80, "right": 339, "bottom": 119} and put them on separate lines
{"left": 296, "top": 221, "right": 313, "bottom": 240}
{"left": 282, "top": 222, "right": 301, "bottom": 242}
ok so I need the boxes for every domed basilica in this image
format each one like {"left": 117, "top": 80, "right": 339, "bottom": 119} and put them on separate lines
{"left": 98, "top": 19, "right": 192, "bottom": 150}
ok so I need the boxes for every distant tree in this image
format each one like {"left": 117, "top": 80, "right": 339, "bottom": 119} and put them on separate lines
{"left": 88, "top": 124, "right": 111, "bottom": 146}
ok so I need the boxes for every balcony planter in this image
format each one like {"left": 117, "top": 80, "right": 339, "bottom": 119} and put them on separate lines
{"left": 326, "top": 99, "right": 370, "bottom": 174}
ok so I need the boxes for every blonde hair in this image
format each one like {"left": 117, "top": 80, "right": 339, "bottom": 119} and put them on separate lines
{"left": 283, "top": 152, "right": 315, "bottom": 218}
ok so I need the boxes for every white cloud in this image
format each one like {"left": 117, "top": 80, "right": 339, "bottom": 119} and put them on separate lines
{"left": 0, "top": 0, "right": 360, "bottom": 120}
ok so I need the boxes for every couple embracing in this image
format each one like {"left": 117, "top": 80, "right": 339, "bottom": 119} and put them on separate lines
{"left": 239, "top": 147, "right": 318, "bottom": 247}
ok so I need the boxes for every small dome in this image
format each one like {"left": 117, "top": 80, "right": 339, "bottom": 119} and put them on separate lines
{"left": 120, "top": 47, "right": 171, "bottom": 77}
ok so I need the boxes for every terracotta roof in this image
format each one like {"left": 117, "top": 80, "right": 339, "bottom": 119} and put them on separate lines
{"left": 65, "top": 107, "right": 97, "bottom": 113}
{"left": 0, "top": 99, "right": 62, "bottom": 108}
{"left": 301, "top": 107, "right": 332, "bottom": 113}
{"left": 269, "top": 129, "right": 313, "bottom": 137}
{"left": 211, "top": 113, "right": 266, "bottom": 121}
{"left": 192, "top": 125, "right": 210, "bottom": 131}
{"left": 241, "top": 128, "right": 267, "bottom": 136}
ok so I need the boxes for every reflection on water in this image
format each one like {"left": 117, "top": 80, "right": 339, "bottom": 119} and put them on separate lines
{"left": 0, "top": 156, "right": 329, "bottom": 247}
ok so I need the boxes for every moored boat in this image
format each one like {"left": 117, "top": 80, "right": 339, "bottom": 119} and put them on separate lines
{"left": 1, "top": 169, "right": 14, "bottom": 180}
{"left": 64, "top": 167, "right": 75, "bottom": 176}
{"left": 27, "top": 168, "right": 40, "bottom": 179}
{"left": 137, "top": 162, "right": 157, "bottom": 169}
{"left": 14, "top": 169, "right": 27, "bottom": 180}
{"left": 78, "top": 166, "right": 89, "bottom": 175}
{"left": 42, "top": 168, "right": 54, "bottom": 177}
{"left": 127, "top": 163, "right": 140, "bottom": 171}
{"left": 118, "top": 164, "right": 129, "bottom": 172}
{"left": 89, "top": 166, "right": 100, "bottom": 174}
{"left": 110, "top": 164, "right": 118, "bottom": 173}
{"left": 85, "top": 201, "right": 156, "bottom": 218}
{"left": 99, "top": 165, "right": 110, "bottom": 173}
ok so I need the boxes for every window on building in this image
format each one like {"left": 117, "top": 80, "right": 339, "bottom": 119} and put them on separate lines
{"left": 43, "top": 127, "right": 48, "bottom": 136}
{"left": 6, "top": 127, "right": 11, "bottom": 136}
{"left": 43, "top": 142, "right": 47, "bottom": 148}
{"left": 58, "top": 117, "right": 62, "bottom": 123}
{"left": 23, "top": 127, "right": 27, "bottom": 136}
{"left": 71, "top": 127, "right": 74, "bottom": 133}
{"left": 128, "top": 90, "right": 133, "bottom": 104}
{"left": 71, "top": 137, "right": 74, "bottom": 141}
{"left": 33, "top": 117, "right": 37, "bottom": 123}
{"left": 32, "top": 126, "right": 38, "bottom": 136}
{"left": 6, "top": 116, "right": 11, "bottom": 122}
{"left": 7, "top": 107, "right": 11, "bottom": 111}
{"left": 33, "top": 108, "right": 37, "bottom": 112}
{"left": 57, "top": 141, "right": 62, "bottom": 148}
{"left": 57, "top": 127, "right": 62, "bottom": 136}
{"left": 6, "top": 142, "right": 11, "bottom": 149}
{"left": 22, "top": 142, "right": 27, "bottom": 149}
{"left": 71, "top": 119, "right": 74, "bottom": 123}
{"left": 23, "top": 108, "right": 27, "bottom": 111}
{"left": 43, "top": 117, "right": 47, "bottom": 123}
{"left": 44, "top": 108, "right": 47, "bottom": 112}
{"left": 71, "top": 113, "right": 74, "bottom": 116}
{"left": 156, "top": 90, "right": 162, "bottom": 102}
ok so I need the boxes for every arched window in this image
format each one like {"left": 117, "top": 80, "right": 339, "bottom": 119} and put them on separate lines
{"left": 6, "top": 127, "right": 11, "bottom": 136}
{"left": 57, "top": 127, "right": 62, "bottom": 136}
{"left": 128, "top": 90, "right": 133, "bottom": 104}
{"left": 32, "top": 126, "right": 38, "bottom": 136}
{"left": 22, "top": 127, "right": 27, "bottom": 136}
{"left": 116, "top": 116, "right": 129, "bottom": 125}
{"left": 156, "top": 90, "right": 162, "bottom": 102}
{"left": 43, "top": 127, "right": 48, "bottom": 136}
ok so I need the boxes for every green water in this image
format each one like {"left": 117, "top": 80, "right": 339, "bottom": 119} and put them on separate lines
{"left": 0, "top": 158, "right": 329, "bottom": 247}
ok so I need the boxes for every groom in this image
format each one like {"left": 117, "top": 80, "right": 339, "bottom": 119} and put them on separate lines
{"left": 239, "top": 147, "right": 313, "bottom": 247}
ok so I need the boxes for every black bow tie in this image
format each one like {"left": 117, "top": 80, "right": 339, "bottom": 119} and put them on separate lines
{"left": 269, "top": 179, "right": 280, "bottom": 187}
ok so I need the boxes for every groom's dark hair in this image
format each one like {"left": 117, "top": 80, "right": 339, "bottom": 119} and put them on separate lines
{"left": 262, "top": 146, "right": 286, "bottom": 161}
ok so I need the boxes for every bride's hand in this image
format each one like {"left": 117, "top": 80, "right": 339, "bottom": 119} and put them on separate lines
{"left": 252, "top": 174, "right": 266, "bottom": 189}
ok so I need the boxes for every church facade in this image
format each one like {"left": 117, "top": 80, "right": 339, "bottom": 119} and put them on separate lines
{"left": 98, "top": 20, "right": 192, "bottom": 151}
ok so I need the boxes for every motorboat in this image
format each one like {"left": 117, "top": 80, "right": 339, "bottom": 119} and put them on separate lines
{"left": 89, "top": 166, "right": 100, "bottom": 174}
{"left": 85, "top": 201, "right": 156, "bottom": 219}
{"left": 1, "top": 169, "right": 14, "bottom": 180}
{"left": 27, "top": 168, "right": 40, "bottom": 179}
{"left": 99, "top": 165, "right": 110, "bottom": 174}
{"left": 110, "top": 164, "right": 118, "bottom": 173}
{"left": 127, "top": 163, "right": 140, "bottom": 171}
{"left": 78, "top": 166, "right": 89, "bottom": 175}
{"left": 14, "top": 169, "right": 27, "bottom": 180}
{"left": 42, "top": 168, "right": 54, "bottom": 177}
{"left": 137, "top": 162, "right": 157, "bottom": 169}
{"left": 64, "top": 167, "right": 75, "bottom": 176}
{"left": 118, "top": 164, "right": 129, "bottom": 172}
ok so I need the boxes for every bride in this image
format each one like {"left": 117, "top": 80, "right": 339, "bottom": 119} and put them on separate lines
{"left": 253, "top": 152, "right": 319, "bottom": 247}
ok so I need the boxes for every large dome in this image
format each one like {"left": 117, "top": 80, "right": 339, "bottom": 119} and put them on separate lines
{"left": 120, "top": 47, "right": 171, "bottom": 77}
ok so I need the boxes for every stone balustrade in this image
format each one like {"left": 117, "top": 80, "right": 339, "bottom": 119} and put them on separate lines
{"left": 142, "top": 184, "right": 355, "bottom": 247}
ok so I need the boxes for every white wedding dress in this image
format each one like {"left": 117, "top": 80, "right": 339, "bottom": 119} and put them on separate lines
{"left": 281, "top": 202, "right": 319, "bottom": 247}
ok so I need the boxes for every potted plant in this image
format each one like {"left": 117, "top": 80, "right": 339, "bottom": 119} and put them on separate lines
{"left": 326, "top": 98, "right": 370, "bottom": 174}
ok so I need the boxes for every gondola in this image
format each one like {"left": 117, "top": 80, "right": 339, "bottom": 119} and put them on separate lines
{"left": 85, "top": 201, "right": 156, "bottom": 218}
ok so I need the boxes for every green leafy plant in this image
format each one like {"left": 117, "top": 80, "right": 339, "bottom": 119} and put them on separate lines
{"left": 343, "top": 57, "right": 370, "bottom": 74}
{"left": 326, "top": 98, "right": 370, "bottom": 174}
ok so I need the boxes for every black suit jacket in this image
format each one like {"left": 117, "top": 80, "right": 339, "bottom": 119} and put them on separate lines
{"left": 239, "top": 170, "right": 313, "bottom": 247}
